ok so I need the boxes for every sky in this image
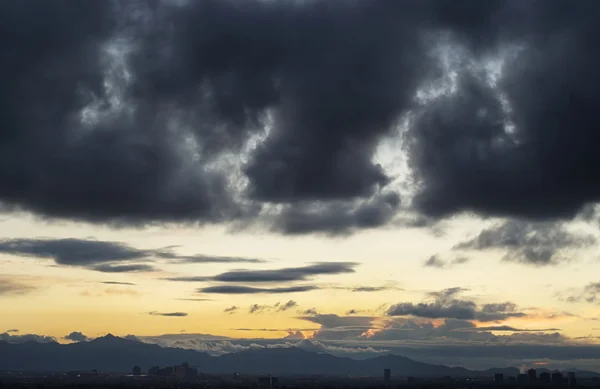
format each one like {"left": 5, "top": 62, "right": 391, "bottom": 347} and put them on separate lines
{"left": 2, "top": 0, "right": 600, "bottom": 371}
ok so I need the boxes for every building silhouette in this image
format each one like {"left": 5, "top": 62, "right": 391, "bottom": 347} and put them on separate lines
{"left": 494, "top": 373, "right": 503, "bottom": 382}
{"left": 132, "top": 365, "right": 141, "bottom": 376}
{"left": 567, "top": 372, "right": 576, "bottom": 386}
{"left": 517, "top": 373, "right": 528, "bottom": 384}
{"left": 540, "top": 372, "right": 551, "bottom": 383}
{"left": 528, "top": 368, "right": 537, "bottom": 382}
{"left": 258, "top": 376, "right": 278, "bottom": 388}
{"left": 384, "top": 368, "right": 391, "bottom": 382}
{"left": 552, "top": 371, "right": 563, "bottom": 384}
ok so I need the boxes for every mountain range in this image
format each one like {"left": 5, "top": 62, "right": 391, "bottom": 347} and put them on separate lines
{"left": 1, "top": 335, "right": 598, "bottom": 378}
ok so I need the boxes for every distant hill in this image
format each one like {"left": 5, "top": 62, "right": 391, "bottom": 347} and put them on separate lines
{"left": 0, "top": 335, "right": 597, "bottom": 378}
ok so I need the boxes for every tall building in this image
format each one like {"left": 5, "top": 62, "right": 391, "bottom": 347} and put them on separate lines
{"left": 528, "top": 368, "right": 537, "bottom": 382}
{"left": 132, "top": 365, "right": 142, "bottom": 376}
{"left": 384, "top": 368, "right": 391, "bottom": 382}
{"left": 175, "top": 365, "right": 187, "bottom": 380}
{"left": 258, "top": 376, "right": 278, "bottom": 388}
{"left": 540, "top": 372, "right": 551, "bottom": 383}
{"left": 567, "top": 372, "right": 576, "bottom": 386}
{"left": 518, "top": 374, "right": 528, "bottom": 384}
{"left": 494, "top": 373, "right": 504, "bottom": 382}
{"left": 552, "top": 371, "right": 563, "bottom": 384}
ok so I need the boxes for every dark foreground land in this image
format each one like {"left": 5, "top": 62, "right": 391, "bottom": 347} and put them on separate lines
{"left": 2, "top": 372, "right": 600, "bottom": 389}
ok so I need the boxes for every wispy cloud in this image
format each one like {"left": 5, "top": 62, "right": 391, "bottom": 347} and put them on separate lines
{"left": 148, "top": 311, "right": 188, "bottom": 317}
{"left": 199, "top": 285, "right": 318, "bottom": 295}
{"left": 0, "top": 238, "right": 266, "bottom": 273}
{"left": 224, "top": 306, "right": 239, "bottom": 314}
{"left": 165, "top": 262, "right": 357, "bottom": 283}
{"left": 0, "top": 277, "right": 36, "bottom": 296}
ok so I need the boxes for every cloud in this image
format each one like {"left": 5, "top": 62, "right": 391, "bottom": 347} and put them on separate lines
{"left": 346, "top": 309, "right": 364, "bottom": 315}
{"left": 277, "top": 300, "right": 298, "bottom": 312}
{"left": 351, "top": 286, "right": 393, "bottom": 292}
{"left": 296, "top": 314, "right": 376, "bottom": 340}
{"left": 155, "top": 250, "right": 267, "bottom": 264}
{"left": 271, "top": 193, "right": 401, "bottom": 235}
{"left": 165, "top": 262, "right": 357, "bottom": 283}
{"left": 248, "top": 300, "right": 298, "bottom": 314}
{"left": 224, "top": 306, "right": 239, "bottom": 314}
{"left": 0, "top": 332, "right": 56, "bottom": 344}
{"left": 0, "top": 238, "right": 268, "bottom": 273}
{"left": 454, "top": 220, "right": 596, "bottom": 266}
{"left": 387, "top": 288, "right": 526, "bottom": 322}
{"left": 199, "top": 285, "right": 317, "bottom": 295}
{"left": 464, "top": 326, "right": 561, "bottom": 332}
{"left": 249, "top": 304, "right": 269, "bottom": 314}
{"left": 64, "top": 331, "right": 89, "bottom": 342}
{"left": 301, "top": 308, "right": 319, "bottom": 315}
{"left": 101, "top": 281, "right": 136, "bottom": 285}
{"left": 92, "top": 264, "right": 155, "bottom": 273}
{"left": 561, "top": 282, "right": 600, "bottom": 304}
{"left": 233, "top": 327, "right": 318, "bottom": 333}
{"left": 0, "top": 0, "right": 597, "bottom": 235}
{"left": 148, "top": 311, "right": 188, "bottom": 317}
{"left": 0, "top": 278, "right": 35, "bottom": 296}
{"left": 424, "top": 254, "right": 469, "bottom": 269}
{"left": 176, "top": 298, "right": 214, "bottom": 302}
{"left": 6, "top": 329, "right": 19, "bottom": 333}
{"left": 81, "top": 288, "right": 138, "bottom": 297}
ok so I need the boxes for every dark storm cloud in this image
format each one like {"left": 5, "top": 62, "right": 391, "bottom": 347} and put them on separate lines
{"left": 407, "top": 1, "right": 600, "bottom": 221}
{"left": 199, "top": 285, "right": 317, "bottom": 295}
{"left": 455, "top": 220, "right": 596, "bottom": 265}
{"left": 387, "top": 288, "right": 526, "bottom": 322}
{"left": 3, "top": 0, "right": 600, "bottom": 231}
{"left": 271, "top": 193, "right": 401, "bottom": 235}
{"left": 64, "top": 331, "right": 89, "bottom": 342}
{"left": 165, "top": 262, "right": 356, "bottom": 283}
{"left": 148, "top": 311, "right": 188, "bottom": 317}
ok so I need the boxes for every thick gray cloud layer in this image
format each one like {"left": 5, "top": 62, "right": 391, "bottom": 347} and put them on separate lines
{"left": 166, "top": 262, "right": 356, "bottom": 283}
{"left": 1, "top": 0, "right": 599, "bottom": 233}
